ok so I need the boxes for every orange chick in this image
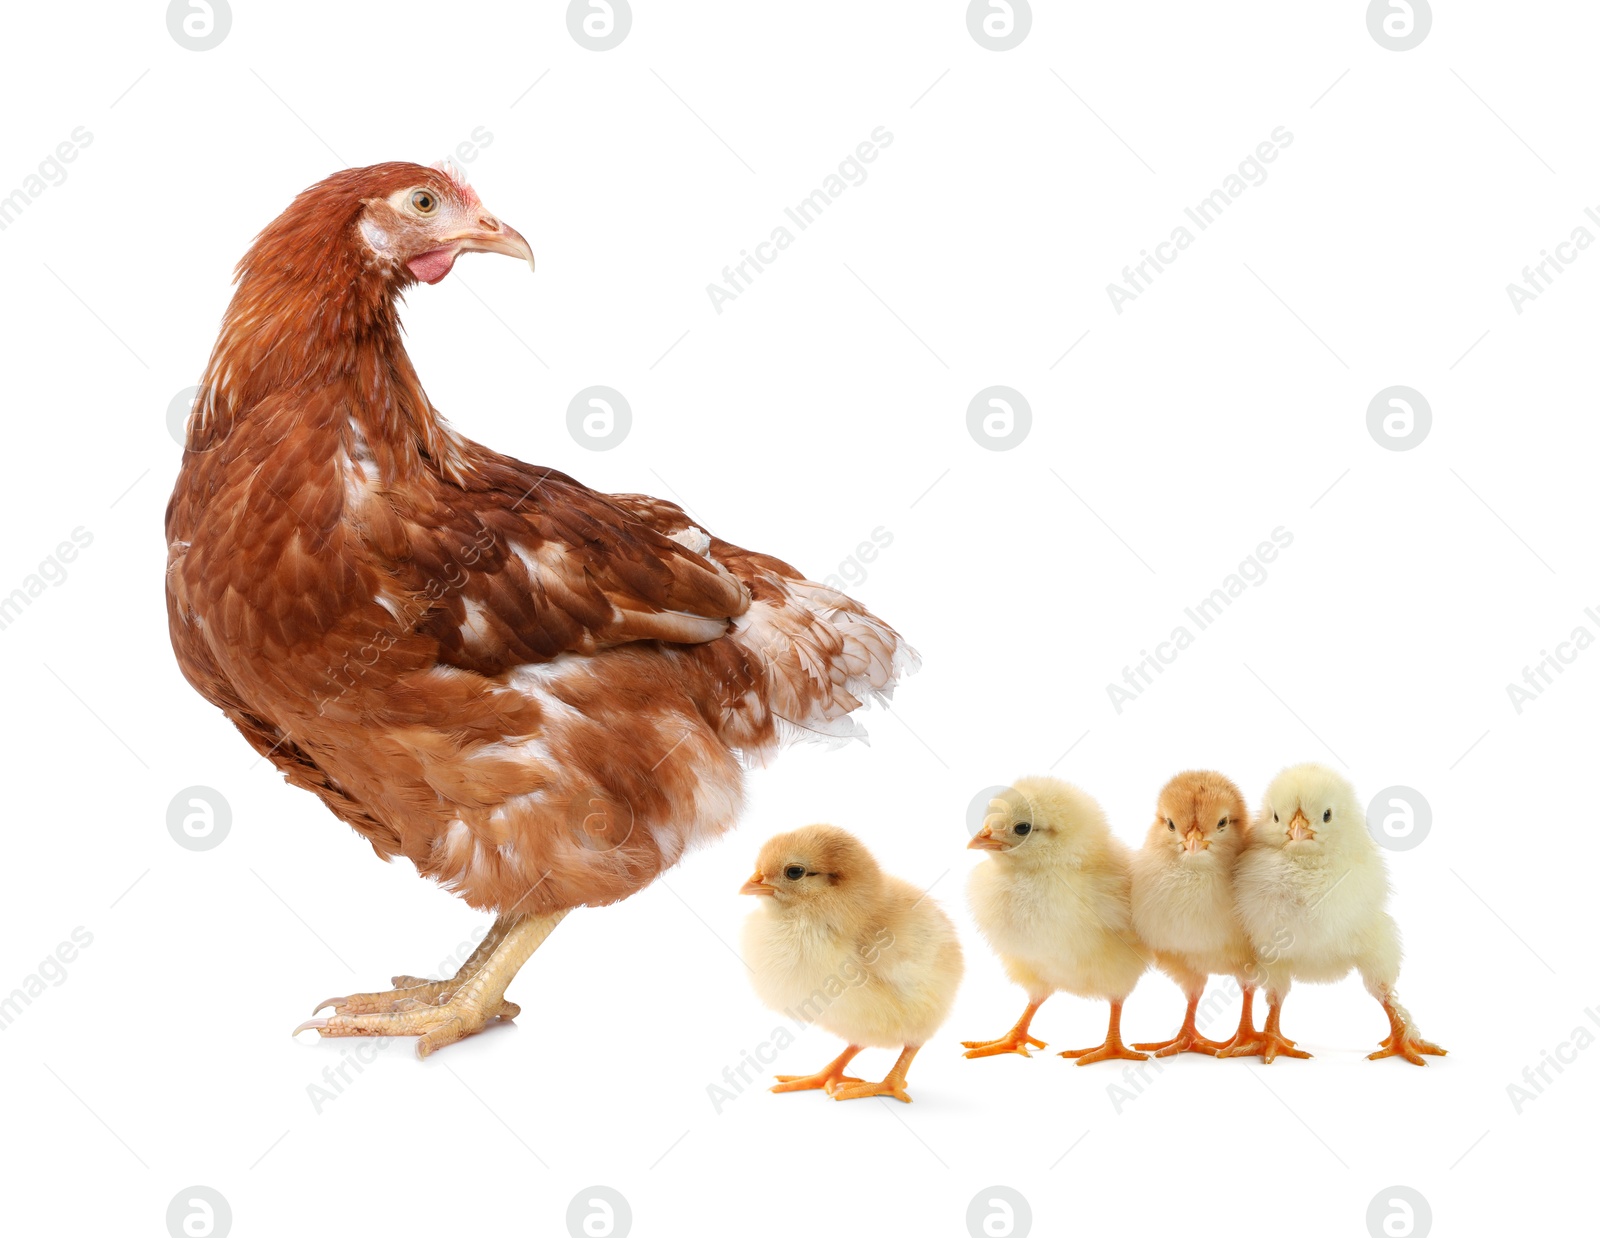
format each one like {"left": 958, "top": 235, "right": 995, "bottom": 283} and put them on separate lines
{"left": 1129, "top": 771, "right": 1262, "bottom": 1056}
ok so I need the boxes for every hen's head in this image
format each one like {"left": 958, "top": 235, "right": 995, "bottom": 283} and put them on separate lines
{"left": 1256, "top": 762, "right": 1366, "bottom": 856}
{"left": 237, "top": 160, "right": 532, "bottom": 296}
{"left": 1146, "top": 769, "right": 1249, "bottom": 863}
{"left": 740, "top": 825, "right": 883, "bottom": 918}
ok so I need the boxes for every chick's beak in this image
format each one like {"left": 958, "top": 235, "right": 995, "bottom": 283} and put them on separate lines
{"left": 968, "top": 827, "right": 1005, "bottom": 851}
{"left": 739, "top": 871, "right": 776, "bottom": 896}
{"left": 1288, "top": 809, "right": 1314, "bottom": 842}
{"left": 453, "top": 215, "right": 535, "bottom": 274}
{"left": 1183, "top": 830, "right": 1206, "bottom": 855}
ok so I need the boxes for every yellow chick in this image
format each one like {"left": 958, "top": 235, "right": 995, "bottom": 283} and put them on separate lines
{"left": 963, "top": 776, "right": 1151, "bottom": 1065}
{"left": 1129, "top": 770, "right": 1262, "bottom": 1056}
{"left": 739, "top": 825, "right": 963, "bottom": 1102}
{"left": 1223, "top": 763, "right": 1447, "bottom": 1065}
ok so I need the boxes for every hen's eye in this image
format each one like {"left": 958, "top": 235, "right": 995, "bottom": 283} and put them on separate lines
{"left": 410, "top": 189, "right": 438, "bottom": 215}
{"left": 783, "top": 864, "right": 805, "bottom": 881}
{"left": 1322, "top": 808, "right": 1332, "bottom": 823}
{"left": 1013, "top": 822, "right": 1031, "bottom": 836}
{"left": 1167, "top": 819, "right": 1175, "bottom": 831}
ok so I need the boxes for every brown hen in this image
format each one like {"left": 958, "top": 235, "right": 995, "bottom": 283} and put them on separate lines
{"left": 165, "top": 161, "right": 915, "bottom": 1056}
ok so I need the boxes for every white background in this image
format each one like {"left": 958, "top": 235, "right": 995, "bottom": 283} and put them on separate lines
{"left": 1, "top": 2, "right": 1595, "bottom": 1235}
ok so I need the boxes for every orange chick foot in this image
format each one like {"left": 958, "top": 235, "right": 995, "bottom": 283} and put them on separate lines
{"left": 961, "top": 1031, "right": 1047, "bottom": 1058}
{"left": 1059, "top": 1040, "right": 1151, "bottom": 1065}
{"left": 831, "top": 1078, "right": 912, "bottom": 1103}
{"left": 770, "top": 1070, "right": 866, "bottom": 1095}
{"left": 1220, "top": 1029, "right": 1310, "bottom": 1063}
{"left": 1368, "top": 1032, "right": 1447, "bottom": 1066}
{"left": 1133, "top": 1028, "right": 1227, "bottom": 1057}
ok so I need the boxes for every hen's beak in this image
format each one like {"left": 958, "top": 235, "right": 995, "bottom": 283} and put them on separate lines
{"left": 1288, "top": 809, "right": 1315, "bottom": 842}
{"left": 1183, "top": 830, "right": 1206, "bottom": 854}
{"left": 739, "top": 871, "right": 776, "bottom": 896}
{"left": 968, "top": 827, "right": 1005, "bottom": 851}
{"left": 453, "top": 215, "right": 535, "bottom": 273}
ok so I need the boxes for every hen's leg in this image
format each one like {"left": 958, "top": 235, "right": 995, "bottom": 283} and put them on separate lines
{"left": 1059, "top": 1000, "right": 1150, "bottom": 1065}
{"left": 771, "top": 1044, "right": 866, "bottom": 1094}
{"left": 1219, "top": 990, "right": 1309, "bottom": 1062}
{"left": 1367, "top": 989, "right": 1446, "bottom": 1065}
{"left": 295, "top": 910, "right": 566, "bottom": 1058}
{"left": 832, "top": 1045, "right": 920, "bottom": 1103}
{"left": 311, "top": 916, "right": 516, "bottom": 1017}
{"left": 1134, "top": 990, "right": 1228, "bottom": 1056}
{"left": 962, "top": 995, "right": 1049, "bottom": 1058}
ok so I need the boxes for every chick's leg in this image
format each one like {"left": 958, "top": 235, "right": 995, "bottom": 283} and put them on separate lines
{"left": 1059, "top": 1000, "right": 1150, "bottom": 1065}
{"left": 294, "top": 910, "right": 566, "bottom": 1058}
{"left": 1219, "top": 990, "right": 1309, "bottom": 1063}
{"left": 1133, "top": 990, "right": 1228, "bottom": 1057}
{"left": 832, "top": 1045, "right": 920, "bottom": 1103}
{"left": 771, "top": 1044, "right": 866, "bottom": 1094}
{"left": 1214, "top": 985, "right": 1263, "bottom": 1055}
{"left": 962, "top": 995, "right": 1049, "bottom": 1058}
{"left": 1367, "top": 988, "right": 1447, "bottom": 1066}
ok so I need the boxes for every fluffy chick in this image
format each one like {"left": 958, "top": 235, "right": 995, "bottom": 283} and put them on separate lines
{"left": 740, "top": 825, "right": 963, "bottom": 1102}
{"left": 1129, "top": 771, "right": 1262, "bottom": 1056}
{"left": 1224, "top": 763, "right": 1446, "bottom": 1065}
{"left": 964, "top": 777, "right": 1150, "bottom": 1065}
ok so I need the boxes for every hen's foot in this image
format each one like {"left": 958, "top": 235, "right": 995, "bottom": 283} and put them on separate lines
{"left": 1133, "top": 1028, "right": 1227, "bottom": 1057}
{"left": 292, "top": 910, "right": 565, "bottom": 1058}
{"left": 961, "top": 1031, "right": 1047, "bottom": 1059}
{"left": 1368, "top": 1032, "right": 1447, "bottom": 1066}
{"left": 771, "top": 1045, "right": 864, "bottom": 1095}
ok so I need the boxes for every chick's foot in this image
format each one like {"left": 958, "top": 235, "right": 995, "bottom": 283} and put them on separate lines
{"left": 1059, "top": 1001, "right": 1149, "bottom": 1065}
{"left": 962, "top": 996, "right": 1048, "bottom": 1058}
{"left": 1220, "top": 1027, "right": 1310, "bottom": 1063}
{"left": 772, "top": 1044, "right": 865, "bottom": 1095}
{"left": 1368, "top": 1032, "right": 1447, "bottom": 1066}
{"left": 1133, "top": 1027, "right": 1227, "bottom": 1057}
{"left": 832, "top": 1046, "right": 920, "bottom": 1103}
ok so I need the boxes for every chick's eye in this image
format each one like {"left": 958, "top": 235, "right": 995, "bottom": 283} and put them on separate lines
{"left": 1167, "top": 819, "right": 1175, "bottom": 831}
{"left": 1013, "top": 822, "right": 1031, "bottom": 836}
{"left": 1323, "top": 808, "right": 1332, "bottom": 823}
{"left": 410, "top": 189, "right": 438, "bottom": 215}
{"left": 783, "top": 864, "right": 805, "bottom": 881}
{"left": 1273, "top": 812, "right": 1279, "bottom": 823}
{"left": 1217, "top": 817, "right": 1228, "bottom": 830}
